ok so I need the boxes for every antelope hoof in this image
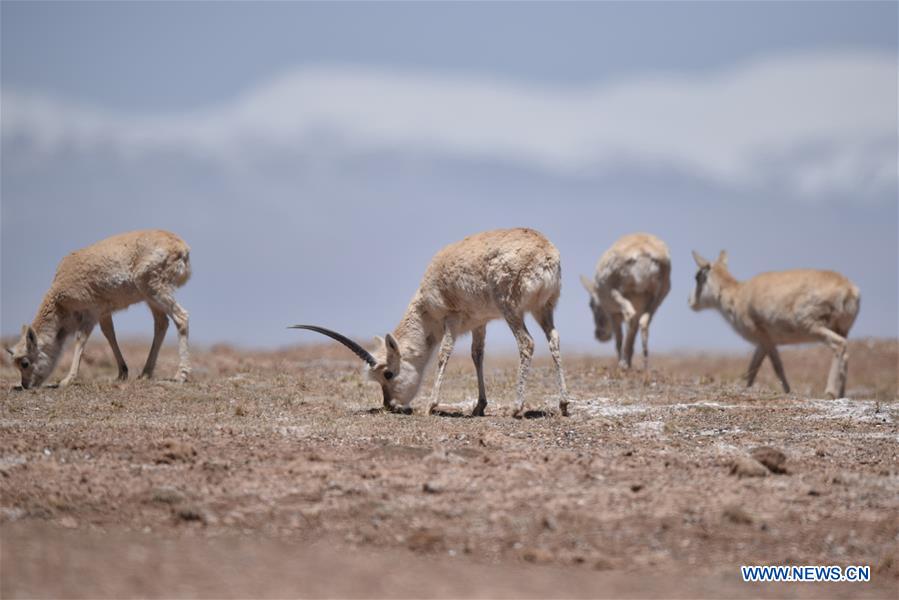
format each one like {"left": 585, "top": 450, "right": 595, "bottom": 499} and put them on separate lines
{"left": 117, "top": 368, "right": 129, "bottom": 382}
{"left": 559, "top": 402, "right": 570, "bottom": 417}
{"left": 471, "top": 400, "right": 486, "bottom": 417}
{"left": 512, "top": 408, "right": 525, "bottom": 420}
{"left": 385, "top": 401, "right": 412, "bottom": 415}
{"left": 175, "top": 370, "right": 190, "bottom": 383}
{"left": 58, "top": 377, "right": 74, "bottom": 388}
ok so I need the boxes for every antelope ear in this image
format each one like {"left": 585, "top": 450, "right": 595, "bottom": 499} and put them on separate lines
{"left": 691, "top": 250, "right": 710, "bottom": 268}
{"left": 25, "top": 327, "right": 37, "bottom": 353}
{"left": 384, "top": 333, "right": 401, "bottom": 366}
{"left": 373, "top": 335, "right": 385, "bottom": 347}
{"left": 385, "top": 334, "right": 399, "bottom": 352}
{"left": 5, "top": 347, "right": 13, "bottom": 357}
{"left": 717, "top": 250, "right": 728, "bottom": 267}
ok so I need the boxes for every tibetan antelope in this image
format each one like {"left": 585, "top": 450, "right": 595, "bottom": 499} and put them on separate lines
{"left": 580, "top": 233, "right": 671, "bottom": 369}
{"left": 7, "top": 230, "right": 192, "bottom": 389}
{"left": 689, "top": 250, "right": 860, "bottom": 398}
{"left": 292, "top": 228, "right": 570, "bottom": 418}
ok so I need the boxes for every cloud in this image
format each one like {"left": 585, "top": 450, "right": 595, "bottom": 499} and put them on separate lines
{"left": 3, "top": 51, "right": 896, "bottom": 199}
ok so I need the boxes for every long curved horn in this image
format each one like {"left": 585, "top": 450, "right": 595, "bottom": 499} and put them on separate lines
{"left": 288, "top": 324, "right": 377, "bottom": 366}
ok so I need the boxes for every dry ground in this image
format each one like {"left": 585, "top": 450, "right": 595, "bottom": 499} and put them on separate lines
{"left": 1, "top": 338, "right": 897, "bottom": 598}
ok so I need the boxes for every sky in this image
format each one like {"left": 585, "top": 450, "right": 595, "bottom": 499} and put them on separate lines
{"left": 2, "top": 1, "right": 897, "bottom": 356}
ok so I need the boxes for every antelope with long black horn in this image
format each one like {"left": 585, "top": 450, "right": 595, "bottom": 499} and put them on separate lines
{"left": 291, "top": 228, "right": 570, "bottom": 418}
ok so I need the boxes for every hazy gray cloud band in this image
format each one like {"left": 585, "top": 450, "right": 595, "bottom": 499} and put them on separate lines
{"left": 4, "top": 51, "right": 896, "bottom": 200}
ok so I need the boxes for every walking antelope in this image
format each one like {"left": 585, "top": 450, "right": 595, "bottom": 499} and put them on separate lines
{"left": 292, "top": 228, "right": 570, "bottom": 418}
{"left": 580, "top": 233, "right": 671, "bottom": 369}
{"left": 689, "top": 250, "right": 860, "bottom": 398}
{"left": 6, "top": 230, "right": 192, "bottom": 389}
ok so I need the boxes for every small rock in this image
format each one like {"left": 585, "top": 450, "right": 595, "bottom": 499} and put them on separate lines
{"left": 522, "top": 547, "right": 553, "bottom": 564}
{"left": 175, "top": 505, "right": 206, "bottom": 523}
{"left": 723, "top": 504, "right": 753, "bottom": 525}
{"left": 750, "top": 446, "right": 788, "bottom": 474}
{"left": 406, "top": 528, "right": 444, "bottom": 552}
{"left": 59, "top": 516, "right": 78, "bottom": 529}
{"left": 0, "top": 508, "right": 26, "bottom": 522}
{"left": 729, "top": 456, "right": 769, "bottom": 478}
{"left": 149, "top": 487, "right": 184, "bottom": 505}
{"left": 423, "top": 481, "right": 443, "bottom": 494}
{"left": 630, "top": 483, "right": 644, "bottom": 493}
{"left": 155, "top": 440, "right": 197, "bottom": 464}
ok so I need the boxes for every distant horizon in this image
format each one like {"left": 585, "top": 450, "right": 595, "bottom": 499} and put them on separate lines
{"left": 2, "top": 330, "right": 894, "bottom": 359}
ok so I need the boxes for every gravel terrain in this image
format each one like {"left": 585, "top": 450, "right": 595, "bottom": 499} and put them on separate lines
{"left": 2, "top": 338, "right": 896, "bottom": 598}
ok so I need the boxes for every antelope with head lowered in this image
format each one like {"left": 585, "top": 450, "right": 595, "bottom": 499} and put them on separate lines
{"left": 580, "top": 233, "right": 671, "bottom": 369}
{"left": 292, "top": 228, "right": 570, "bottom": 418}
{"left": 689, "top": 250, "right": 860, "bottom": 398}
{"left": 7, "top": 230, "right": 192, "bottom": 389}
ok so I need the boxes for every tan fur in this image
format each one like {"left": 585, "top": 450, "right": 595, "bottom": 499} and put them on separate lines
{"left": 314, "top": 228, "right": 569, "bottom": 418}
{"left": 689, "top": 250, "right": 860, "bottom": 398}
{"left": 580, "top": 233, "right": 671, "bottom": 369}
{"left": 7, "top": 230, "right": 192, "bottom": 389}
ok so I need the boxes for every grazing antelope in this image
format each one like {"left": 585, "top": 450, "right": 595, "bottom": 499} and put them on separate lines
{"left": 580, "top": 233, "right": 671, "bottom": 369}
{"left": 689, "top": 250, "right": 860, "bottom": 398}
{"left": 292, "top": 228, "right": 570, "bottom": 418}
{"left": 6, "top": 230, "right": 192, "bottom": 389}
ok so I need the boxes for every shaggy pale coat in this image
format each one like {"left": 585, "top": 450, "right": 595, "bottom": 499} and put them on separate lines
{"left": 295, "top": 228, "right": 569, "bottom": 418}
{"left": 689, "top": 250, "right": 860, "bottom": 398}
{"left": 581, "top": 233, "right": 671, "bottom": 369}
{"left": 7, "top": 230, "right": 192, "bottom": 389}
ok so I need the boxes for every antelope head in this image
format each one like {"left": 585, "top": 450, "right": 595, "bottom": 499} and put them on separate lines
{"left": 289, "top": 325, "right": 422, "bottom": 412}
{"left": 689, "top": 250, "right": 729, "bottom": 311}
{"left": 8, "top": 325, "right": 57, "bottom": 390}
{"left": 580, "top": 275, "right": 613, "bottom": 342}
